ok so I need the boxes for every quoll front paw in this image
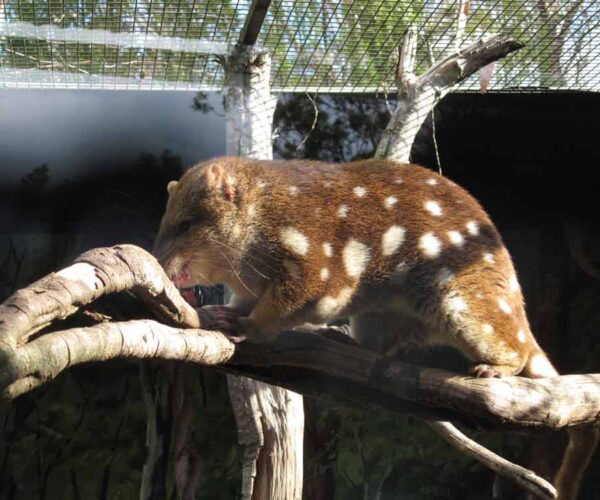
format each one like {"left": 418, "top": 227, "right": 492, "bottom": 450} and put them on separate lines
{"left": 470, "top": 363, "right": 519, "bottom": 378}
{"left": 198, "top": 305, "right": 246, "bottom": 343}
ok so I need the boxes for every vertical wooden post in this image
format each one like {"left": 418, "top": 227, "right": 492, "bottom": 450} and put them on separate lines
{"left": 223, "top": 43, "right": 304, "bottom": 500}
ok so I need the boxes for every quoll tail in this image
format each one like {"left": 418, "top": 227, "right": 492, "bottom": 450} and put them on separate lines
{"left": 522, "top": 349, "right": 559, "bottom": 379}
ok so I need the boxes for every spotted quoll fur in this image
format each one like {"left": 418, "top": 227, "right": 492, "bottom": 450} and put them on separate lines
{"left": 153, "top": 157, "right": 557, "bottom": 379}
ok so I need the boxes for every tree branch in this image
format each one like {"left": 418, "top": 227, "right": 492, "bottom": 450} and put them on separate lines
{"left": 428, "top": 421, "right": 555, "bottom": 500}
{"left": 5, "top": 244, "right": 600, "bottom": 498}
{"left": 376, "top": 33, "right": 523, "bottom": 162}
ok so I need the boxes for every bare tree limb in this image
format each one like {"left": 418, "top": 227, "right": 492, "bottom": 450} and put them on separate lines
{"left": 0, "top": 319, "right": 233, "bottom": 402}
{"left": 428, "top": 421, "right": 556, "bottom": 499}
{"left": 5, "top": 244, "right": 600, "bottom": 498}
{"left": 376, "top": 33, "right": 523, "bottom": 162}
{"left": 0, "top": 244, "right": 198, "bottom": 350}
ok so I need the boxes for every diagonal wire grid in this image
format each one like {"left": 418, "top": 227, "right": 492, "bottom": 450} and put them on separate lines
{"left": 0, "top": 0, "right": 599, "bottom": 91}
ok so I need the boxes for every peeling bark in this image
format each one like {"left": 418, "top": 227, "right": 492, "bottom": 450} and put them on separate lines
{"left": 376, "top": 34, "right": 523, "bottom": 162}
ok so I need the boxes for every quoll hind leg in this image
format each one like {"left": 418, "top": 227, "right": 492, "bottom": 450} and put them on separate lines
{"left": 437, "top": 283, "right": 532, "bottom": 378}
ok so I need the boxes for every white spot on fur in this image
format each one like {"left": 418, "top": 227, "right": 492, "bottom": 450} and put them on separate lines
{"left": 280, "top": 227, "right": 310, "bottom": 255}
{"left": 447, "top": 231, "right": 464, "bottom": 247}
{"left": 337, "top": 287, "right": 353, "bottom": 307}
{"left": 288, "top": 185, "right": 299, "bottom": 195}
{"left": 324, "top": 181, "right": 333, "bottom": 188}
{"left": 283, "top": 260, "right": 300, "bottom": 279}
{"left": 498, "top": 297, "right": 512, "bottom": 314}
{"left": 448, "top": 295, "right": 468, "bottom": 313}
{"left": 323, "top": 242, "right": 333, "bottom": 257}
{"left": 510, "top": 274, "right": 520, "bottom": 292}
{"left": 337, "top": 205, "right": 349, "bottom": 218}
{"left": 257, "top": 180, "right": 267, "bottom": 190}
{"left": 232, "top": 223, "right": 242, "bottom": 239}
{"left": 343, "top": 239, "right": 371, "bottom": 277}
{"left": 507, "top": 351, "right": 519, "bottom": 360}
{"left": 479, "top": 340, "right": 489, "bottom": 356}
{"left": 384, "top": 196, "right": 398, "bottom": 209}
{"left": 353, "top": 186, "right": 367, "bottom": 197}
{"left": 56, "top": 262, "right": 101, "bottom": 289}
{"left": 424, "top": 200, "right": 442, "bottom": 216}
{"left": 394, "top": 178, "right": 403, "bottom": 184}
{"left": 320, "top": 268, "right": 330, "bottom": 281}
{"left": 426, "top": 178, "right": 438, "bottom": 185}
{"left": 381, "top": 226, "right": 406, "bottom": 256}
{"left": 316, "top": 287, "right": 353, "bottom": 318}
{"left": 483, "top": 253, "right": 495, "bottom": 264}
{"left": 437, "top": 267, "right": 455, "bottom": 286}
{"left": 517, "top": 329, "right": 527, "bottom": 343}
{"left": 317, "top": 296, "right": 338, "bottom": 317}
{"left": 419, "top": 232, "right": 442, "bottom": 258}
{"left": 482, "top": 323, "right": 494, "bottom": 335}
{"left": 247, "top": 203, "right": 256, "bottom": 217}
{"left": 529, "top": 354, "right": 558, "bottom": 378}
{"left": 466, "top": 221, "right": 480, "bottom": 236}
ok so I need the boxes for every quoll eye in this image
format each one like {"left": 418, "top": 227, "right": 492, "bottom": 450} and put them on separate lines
{"left": 176, "top": 220, "right": 192, "bottom": 235}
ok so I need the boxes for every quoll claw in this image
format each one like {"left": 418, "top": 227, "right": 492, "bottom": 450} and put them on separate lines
{"left": 198, "top": 305, "right": 240, "bottom": 334}
{"left": 470, "top": 363, "right": 518, "bottom": 379}
{"left": 470, "top": 363, "right": 502, "bottom": 379}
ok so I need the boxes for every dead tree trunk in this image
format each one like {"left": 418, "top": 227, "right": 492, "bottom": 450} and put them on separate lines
{"left": 223, "top": 44, "right": 304, "bottom": 500}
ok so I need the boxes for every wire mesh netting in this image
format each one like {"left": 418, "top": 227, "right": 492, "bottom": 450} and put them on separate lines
{"left": 1, "top": 0, "right": 599, "bottom": 91}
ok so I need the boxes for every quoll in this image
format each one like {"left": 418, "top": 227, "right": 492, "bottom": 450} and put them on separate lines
{"left": 153, "top": 156, "right": 558, "bottom": 379}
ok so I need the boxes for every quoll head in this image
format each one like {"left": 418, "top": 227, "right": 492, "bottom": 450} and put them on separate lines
{"left": 153, "top": 161, "right": 255, "bottom": 288}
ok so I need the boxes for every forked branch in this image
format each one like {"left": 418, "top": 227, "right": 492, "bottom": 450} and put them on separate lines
{"left": 5, "top": 245, "right": 600, "bottom": 498}
{"left": 377, "top": 33, "right": 523, "bottom": 162}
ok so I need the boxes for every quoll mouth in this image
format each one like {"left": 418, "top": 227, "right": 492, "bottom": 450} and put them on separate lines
{"left": 178, "top": 284, "right": 225, "bottom": 308}
{"left": 179, "top": 286, "right": 199, "bottom": 307}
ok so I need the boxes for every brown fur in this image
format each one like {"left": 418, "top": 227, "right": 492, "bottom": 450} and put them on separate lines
{"left": 154, "top": 156, "right": 556, "bottom": 378}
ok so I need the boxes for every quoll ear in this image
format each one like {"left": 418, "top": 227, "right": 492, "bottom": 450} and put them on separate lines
{"left": 199, "top": 164, "right": 237, "bottom": 202}
{"left": 167, "top": 180, "right": 179, "bottom": 196}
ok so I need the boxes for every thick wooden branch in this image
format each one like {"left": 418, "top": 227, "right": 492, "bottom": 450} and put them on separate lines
{"left": 0, "top": 244, "right": 199, "bottom": 350}
{"left": 3, "top": 244, "right": 599, "bottom": 499}
{"left": 3, "top": 304, "right": 600, "bottom": 432}
{"left": 226, "top": 330, "right": 600, "bottom": 432}
{"left": 0, "top": 320, "right": 233, "bottom": 402}
{"left": 376, "top": 33, "right": 523, "bottom": 162}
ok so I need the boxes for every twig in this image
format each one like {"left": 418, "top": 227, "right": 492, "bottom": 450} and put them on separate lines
{"left": 428, "top": 421, "right": 556, "bottom": 499}
{"left": 431, "top": 105, "right": 442, "bottom": 175}
{"left": 296, "top": 93, "right": 319, "bottom": 151}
